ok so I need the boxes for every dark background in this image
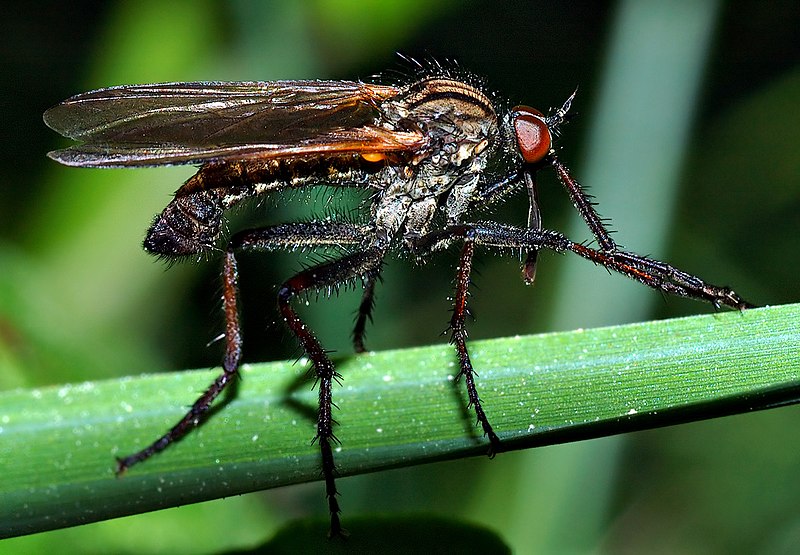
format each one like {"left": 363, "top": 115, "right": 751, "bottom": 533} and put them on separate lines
{"left": 1, "top": 1, "right": 799, "bottom": 553}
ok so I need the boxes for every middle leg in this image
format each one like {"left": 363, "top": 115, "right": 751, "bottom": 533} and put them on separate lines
{"left": 232, "top": 222, "right": 383, "bottom": 536}
{"left": 275, "top": 247, "right": 384, "bottom": 536}
{"left": 450, "top": 239, "right": 502, "bottom": 455}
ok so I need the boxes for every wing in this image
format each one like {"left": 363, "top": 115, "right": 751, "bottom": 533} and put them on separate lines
{"left": 44, "top": 80, "right": 424, "bottom": 167}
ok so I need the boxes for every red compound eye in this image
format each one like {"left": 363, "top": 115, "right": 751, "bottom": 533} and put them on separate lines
{"left": 512, "top": 105, "right": 551, "bottom": 164}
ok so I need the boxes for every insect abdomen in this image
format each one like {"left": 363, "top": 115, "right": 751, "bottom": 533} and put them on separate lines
{"left": 144, "top": 189, "right": 225, "bottom": 256}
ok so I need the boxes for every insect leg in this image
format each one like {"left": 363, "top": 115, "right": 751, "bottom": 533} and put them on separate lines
{"left": 274, "top": 247, "right": 384, "bottom": 537}
{"left": 547, "top": 158, "right": 617, "bottom": 251}
{"left": 119, "top": 220, "right": 381, "bottom": 537}
{"left": 352, "top": 273, "right": 379, "bottom": 353}
{"left": 451, "top": 239, "right": 502, "bottom": 455}
{"left": 470, "top": 169, "right": 541, "bottom": 284}
{"left": 409, "top": 227, "right": 518, "bottom": 456}
{"left": 117, "top": 222, "right": 370, "bottom": 473}
{"left": 233, "top": 221, "right": 383, "bottom": 353}
{"left": 413, "top": 219, "right": 750, "bottom": 457}
{"left": 416, "top": 223, "right": 751, "bottom": 309}
{"left": 566, "top": 244, "right": 754, "bottom": 309}
{"left": 116, "top": 248, "right": 242, "bottom": 473}
{"left": 532, "top": 158, "right": 753, "bottom": 308}
{"left": 234, "top": 221, "right": 383, "bottom": 536}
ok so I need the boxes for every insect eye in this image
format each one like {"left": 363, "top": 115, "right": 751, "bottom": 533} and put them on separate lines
{"left": 512, "top": 105, "right": 552, "bottom": 164}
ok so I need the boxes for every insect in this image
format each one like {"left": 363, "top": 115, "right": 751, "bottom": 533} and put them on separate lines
{"left": 44, "top": 61, "right": 751, "bottom": 536}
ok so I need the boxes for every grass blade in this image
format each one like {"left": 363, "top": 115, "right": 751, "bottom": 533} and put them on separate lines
{"left": 1, "top": 303, "right": 798, "bottom": 538}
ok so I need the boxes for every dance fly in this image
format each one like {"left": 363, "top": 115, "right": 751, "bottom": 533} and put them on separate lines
{"left": 44, "top": 61, "right": 751, "bottom": 536}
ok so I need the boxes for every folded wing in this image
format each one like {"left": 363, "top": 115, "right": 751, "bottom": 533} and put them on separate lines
{"left": 44, "top": 81, "right": 424, "bottom": 167}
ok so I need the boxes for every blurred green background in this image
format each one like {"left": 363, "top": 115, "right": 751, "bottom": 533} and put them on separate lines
{"left": 1, "top": 0, "right": 799, "bottom": 553}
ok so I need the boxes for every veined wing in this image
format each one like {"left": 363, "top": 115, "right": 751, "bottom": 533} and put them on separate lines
{"left": 44, "top": 81, "right": 424, "bottom": 167}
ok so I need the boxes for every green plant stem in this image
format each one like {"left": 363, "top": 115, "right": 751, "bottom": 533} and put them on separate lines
{"left": 1, "top": 304, "right": 798, "bottom": 538}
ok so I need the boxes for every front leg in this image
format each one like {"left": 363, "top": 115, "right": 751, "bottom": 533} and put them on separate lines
{"left": 414, "top": 222, "right": 750, "bottom": 310}
{"left": 548, "top": 158, "right": 617, "bottom": 252}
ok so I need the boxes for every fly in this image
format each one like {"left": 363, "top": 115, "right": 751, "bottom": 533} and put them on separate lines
{"left": 44, "top": 62, "right": 752, "bottom": 537}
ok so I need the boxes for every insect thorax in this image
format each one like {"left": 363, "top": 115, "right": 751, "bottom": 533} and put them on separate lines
{"left": 372, "top": 78, "right": 499, "bottom": 247}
